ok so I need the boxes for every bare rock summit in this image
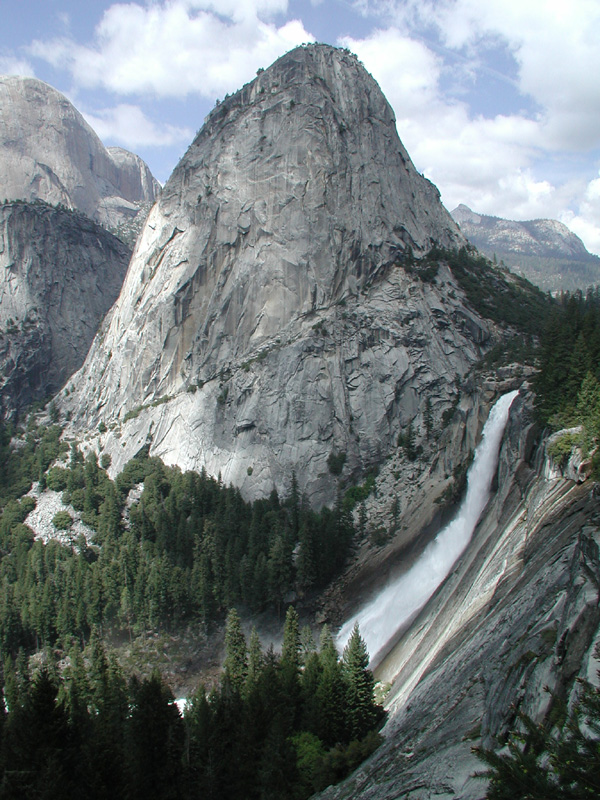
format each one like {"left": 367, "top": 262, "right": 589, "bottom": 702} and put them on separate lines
{"left": 65, "top": 44, "right": 491, "bottom": 505}
{"left": 0, "top": 75, "right": 160, "bottom": 231}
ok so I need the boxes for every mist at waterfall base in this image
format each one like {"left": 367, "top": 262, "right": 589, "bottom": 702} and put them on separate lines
{"left": 337, "top": 390, "right": 519, "bottom": 663}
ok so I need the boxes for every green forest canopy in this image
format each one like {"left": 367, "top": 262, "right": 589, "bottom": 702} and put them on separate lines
{"left": 0, "top": 608, "right": 384, "bottom": 799}
{"left": 0, "top": 435, "right": 356, "bottom": 653}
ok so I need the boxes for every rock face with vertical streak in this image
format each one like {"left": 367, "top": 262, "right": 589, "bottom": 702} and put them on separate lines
{"left": 0, "top": 201, "right": 130, "bottom": 419}
{"left": 317, "top": 393, "right": 600, "bottom": 800}
{"left": 64, "top": 44, "right": 490, "bottom": 506}
{"left": 0, "top": 75, "right": 160, "bottom": 230}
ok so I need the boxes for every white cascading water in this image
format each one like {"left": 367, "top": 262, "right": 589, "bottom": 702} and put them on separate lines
{"left": 337, "top": 390, "right": 519, "bottom": 662}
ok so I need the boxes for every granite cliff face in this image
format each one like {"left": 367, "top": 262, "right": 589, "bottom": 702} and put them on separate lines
{"left": 64, "top": 44, "right": 490, "bottom": 506}
{"left": 0, "top": 75, "right": 160, "bottom": 231}
{"left": 0, "top": 201, "right": 131, "bottom": 419}
{"left": 452, "top": 204, "right": 600, "bottom": 291}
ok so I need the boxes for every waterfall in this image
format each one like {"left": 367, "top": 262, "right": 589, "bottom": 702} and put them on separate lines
{"left": 337, "top": 390, "right": 519, "bottom": 662}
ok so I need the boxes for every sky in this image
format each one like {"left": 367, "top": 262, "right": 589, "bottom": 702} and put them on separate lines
{"left": 1, "top": 0, "right": 599, "bottom": 254}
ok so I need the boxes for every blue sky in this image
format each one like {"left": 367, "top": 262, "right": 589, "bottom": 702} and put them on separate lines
{"left": 1, "top": 0, "right": 599, "bottom": 254}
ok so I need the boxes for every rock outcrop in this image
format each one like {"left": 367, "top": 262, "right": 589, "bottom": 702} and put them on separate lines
{"left": 452, "top": 204, "right": 600, "bottom": 292}
{"left": 0, "top": 201, "right": 131, "bottom": 419}
{"left": 0, "top": 75, "right": 160, "bottom": 231}
{"left": 63, "top": 44, "right": 492, "bottom": 506}
{"left": 318, "top": 391, "right": 600, "bottom": 799}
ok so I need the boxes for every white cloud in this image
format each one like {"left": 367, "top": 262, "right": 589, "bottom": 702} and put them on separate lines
{"left": 185, "top": 0, "right": 288, "bottom": 22}
{"left": 0, "top": 56, "right": 35, "bottom": 77}
{"left": 82, "top": 104, "right": 194, "bottom": 149}
{"left": 343, "top": 13, "right": 600, "bottom": 255}
{"left": 29, "top": 1, "right": 313, "bottom": 99}
{"left": 342, "top": 29, "right": 545, "bottom": 204}
{"left": 561, "top": 176, "right": 600, "bottom": 256}
{"left": 379, "top": 0, "right": 600, "bottom": 152}
{"left": 340, "top": 28, "right": 441, "bottom": 120}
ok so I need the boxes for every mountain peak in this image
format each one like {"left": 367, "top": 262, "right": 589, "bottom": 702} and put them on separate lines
{"left": 451, "top": 204, "right": 482, "bottom": 225}
{"left": 0, "top": 74, "right": 159, "bottom": 229}
{"left": 65, "top": 44, "right": 479, "bottom": 505}
{"left": 451, "top": 205, "right": 599, "bottom": 290}
{"left": 164, "top": 41, "right": 461, "bottom": 268}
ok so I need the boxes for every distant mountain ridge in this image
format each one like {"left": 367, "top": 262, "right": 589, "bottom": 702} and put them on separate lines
{"left": 0, "top": 74, "right": 162, "bottom": 417}
{"left": 451, "top": 203, "right": 600, "bottom": 291}
{"left": 0, "top": 75, "right": 160, "bottom": 233}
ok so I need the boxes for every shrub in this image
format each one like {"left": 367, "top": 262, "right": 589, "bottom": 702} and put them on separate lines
{"left": 52, "top": 511, "right": 73, "bottom": 531}
{"left": 327, "top": 451, "right": 346, "bottom": 475}
{"left": 370, "top": 527, "right": 389, "bottom": 546}
{"left": 343, "top": 473, "right": 376, "bottom": 511}
{"left": 151, "top": 395, "right": 171, "bottom": 408}
{"left": 69, "top": 488, "right": 86, "bottom": 511}
{"left": 115, "top": 456, "right": 149, "bottom": 495}
{"left": 19, "top": 496, "right": 36, "bottom": 516}
{"left": 123, "top": 405, "right": 144, "bottom": 422}
{"left": 547, "top": 431, "right": 581, "bottom": 468}
{"left": 46, "top": 467, "right": 69, "bottom": 492}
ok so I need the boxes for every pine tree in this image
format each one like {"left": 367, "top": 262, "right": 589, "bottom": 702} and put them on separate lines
{"left": 86, "top": 636, "right": 128, "bottom": 797}
{"left": 3, "top": 667, "right": 77, "bottom": 798}
{"left": 300, "top": 624, "right": 317, "bottom": 665}
{"left": 342, "top": 623, "right": 379, "bottom": 741}
{"left": 424, "top": 396, "right": 434, "bottom": 440}
{"left": 126, "top": 670, "right": 185, "bottom": 800}
{"left": 315, "top": 626, "right": 347, "bottom": 746}
{"left": 475, "top": 681, "right": 600, "bottom": 799}
{"left": 183, "top": 683, "right": 213, "bottom": 796}
{"left": 207, "top": 674, "right": 248, "bottom": 799}
{"left": 299, "top": 649, "right": 323, "bottom": 736}
{"left": 280, "top": 606, "right": 302, "bottom": 726}
{"left": 3, "top": 654, "right": 22, "bottom": 714}
{"left": 576, "top": 371, "right": 600, "bottom": 445}
{"left": 224, "top": 607, "right": 247, "bottom": 693}
{"left": 399, "top": 421, "right": 417, "bottom": 460}
{"left": 297, "top": 517, "right": 317, "bottom": 592}
{"left": 567, "top": 331, "right": 592, "bottom": 400}
{"left": 258, "top": 714, "right": 298, "bottom": 799}
{"left": 246, "top": 626, "right": 264, "bottom": 695}
{"left": 281, "top": 606, "right": 301, "bottom": 671}
{"left": 63, "top": 642, "right": 90, "bottom": 726}
{"left": 267, "top": 534, "right": 293, "bottom": 615}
